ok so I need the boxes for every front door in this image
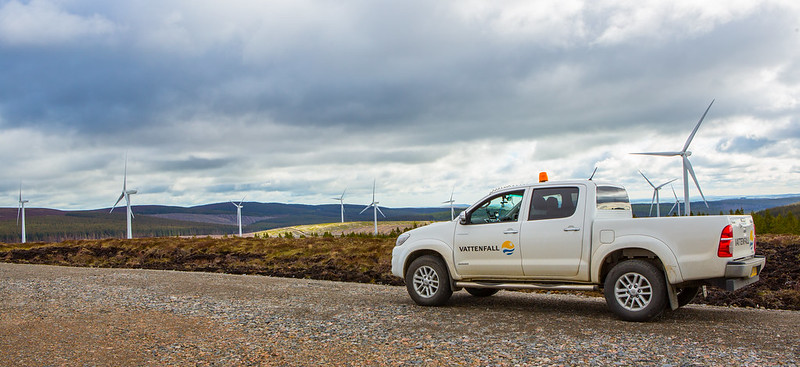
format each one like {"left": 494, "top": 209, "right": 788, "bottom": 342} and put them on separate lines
{"left": 453, "top": 190, "right": 525, "bottom": 277}
{"left": 519, "top": 185, "right": 587, "bottom": 277}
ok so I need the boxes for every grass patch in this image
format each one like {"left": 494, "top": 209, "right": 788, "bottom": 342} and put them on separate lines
{"left": 0, "top": 236, "right": 402, "bottom": 285}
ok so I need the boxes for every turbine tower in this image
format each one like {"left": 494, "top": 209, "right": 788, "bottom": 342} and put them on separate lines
{"left": 17, "top": 183, "right": 29, "bottom": 243}
{"left": 359, "top": 180, "right": 385, "bottom": 235}
{"left": 231, "top": 195, "right": 246, "bottom": 237}
{"left": 667, "top": 184, "right": 682, "bottom": 216}
{"left": 110, "top": 156, "right": 137, "bottom": 239}
{"left": 442, "top": 186, "right": 455, "bottom": 220}
{"left": 639, "top": 170, "right": 677, "bottom": 217}
{"left": 332, "top": 188, "right": 346, "bottom": 223}
{"left": 632, "top": 100, "right": 714, "bottom": 216}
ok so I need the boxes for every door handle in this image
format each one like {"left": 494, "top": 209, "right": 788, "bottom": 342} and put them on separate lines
{"left": 563, "top": 226, "right": 581, "bottom": 232}
{"left": 503, "top": 229, "right": 519, "bottom": 234}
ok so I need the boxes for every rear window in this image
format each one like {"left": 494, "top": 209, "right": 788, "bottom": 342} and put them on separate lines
{"left": 597, "top": 186, "right": 631, "bottom": 211}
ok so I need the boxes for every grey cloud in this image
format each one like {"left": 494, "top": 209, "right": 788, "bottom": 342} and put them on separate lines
{"left": 153, "top": 156, "right": 233, "bottom": 172}
{"left": 716, "top": 136, "right": 774, "bottom": 153}
{"left": 2, "top": 1, "right": 799, "bottom": 209}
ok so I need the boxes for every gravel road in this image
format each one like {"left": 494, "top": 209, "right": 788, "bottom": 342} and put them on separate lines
{"left": 2, "top": 263, "right": 799, "bottom": 366}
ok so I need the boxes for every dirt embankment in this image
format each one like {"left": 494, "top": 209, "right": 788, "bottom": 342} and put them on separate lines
{"left": 1, "top": 234, "right": 798, "bottom": 310}
{"left": 696, "top": 234, "right": 800, "bottom": 310}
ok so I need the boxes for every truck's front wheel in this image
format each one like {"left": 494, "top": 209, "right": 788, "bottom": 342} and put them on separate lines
{"left": 405, "top": 255, "right": 452, "bottom": 306}
{"left": 604, "top": 260, "right": 667, "bottom": 322}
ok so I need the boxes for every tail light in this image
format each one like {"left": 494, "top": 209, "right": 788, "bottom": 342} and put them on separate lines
{"left": 718, "top": 225, "right": 733, "bottom": 257}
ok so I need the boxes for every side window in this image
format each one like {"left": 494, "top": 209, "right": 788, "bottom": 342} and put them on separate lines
{"left": 528, "top": 187, "right": 579, "bottom": 220}
{"left": 467, "top": 190, "right": 525, "bottom": 224}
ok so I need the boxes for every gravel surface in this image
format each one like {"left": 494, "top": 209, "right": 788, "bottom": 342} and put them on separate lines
{"left": 2, "top": 263, "right": 799, "bottom": 366}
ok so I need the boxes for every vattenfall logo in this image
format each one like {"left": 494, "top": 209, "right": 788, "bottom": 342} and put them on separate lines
{"left": 458, "top": 241, "right": 516, "bottom": 256}
{"left": 501, "top": 241, "right": 515, "bottom": 255}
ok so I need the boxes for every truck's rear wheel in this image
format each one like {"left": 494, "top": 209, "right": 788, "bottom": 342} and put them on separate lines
{"left": 465, "top": 288, "right": 499, "bottom": 297}
{"left": 405, "top": 255, "right": 452, "bottom": 306}
{"left": 604, "top": 260, "right": 667, "bottom": 322}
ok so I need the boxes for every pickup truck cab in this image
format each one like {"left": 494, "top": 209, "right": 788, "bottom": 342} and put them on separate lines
{"left": 391, "top": 176, "right": 765, "bottom": 321}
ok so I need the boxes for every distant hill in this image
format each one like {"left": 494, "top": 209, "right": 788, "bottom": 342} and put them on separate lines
{"left": 0, "top": 203, "right": 452, "bottom": 243}
{"left": 631, "top": 196, "right": 800, "bottom": 217}
{"left": 756, "top": 201, "right": 800, "bottom": 217}
{"left": 2, "top": 195, "right": 799, "bottom": 243}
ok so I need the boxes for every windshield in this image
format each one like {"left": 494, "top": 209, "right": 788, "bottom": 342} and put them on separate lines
{"left": 468, "top": 190, "right": 525, "bottom": 224}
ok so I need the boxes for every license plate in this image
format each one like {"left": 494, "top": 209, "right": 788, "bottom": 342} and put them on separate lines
{"left": 750, "top": 267, "right": 758, "bottom": 278}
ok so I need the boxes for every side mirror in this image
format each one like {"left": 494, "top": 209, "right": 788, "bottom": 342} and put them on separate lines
{"left": 458, "top": 211, "right": 468, "bottom": 225}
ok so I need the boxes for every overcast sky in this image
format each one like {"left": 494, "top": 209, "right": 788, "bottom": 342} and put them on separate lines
{"left": 1, "top": 0, "right": 799, "bottom": 210}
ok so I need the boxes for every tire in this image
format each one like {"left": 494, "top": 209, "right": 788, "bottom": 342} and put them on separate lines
{"left": 604, "top": 260, "right": 668, "bottom": 322}
{"left": 676, "top": 286, "right": 700, "bottom": 307}
{"left": 405, "top": 255, "right": 452, "bottom": 306}
{"left": 465, "top": 288, "right": 500, "bottom": 297}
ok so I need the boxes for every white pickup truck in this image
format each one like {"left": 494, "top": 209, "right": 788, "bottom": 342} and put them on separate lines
{"left": 391, "top": 176, "right": 765, "bottom": 321}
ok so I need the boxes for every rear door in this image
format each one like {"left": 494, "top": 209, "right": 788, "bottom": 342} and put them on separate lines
{"left": 730, "top": 215, "right": 757, "bottom": 259}
{"left": 519, "top": 185, "right": 587, "bottom": 278}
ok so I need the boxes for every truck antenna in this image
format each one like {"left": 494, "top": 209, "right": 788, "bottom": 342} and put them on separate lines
{"left": 588, "top": 167, "right": 598, "bottom": 180}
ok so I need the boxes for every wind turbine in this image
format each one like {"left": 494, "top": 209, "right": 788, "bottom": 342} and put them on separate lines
{"left": 110, "top": 156, "right": 137, "bottom": 239}
{"left": 442, "top": 186, "right": 455, "bottom": 220}
{"left": 667, "top": 184, "right": 682, "bottom": 216}
{"left": 332, "top": 188, "right": 346, "bottom": 223}
{"left": 632, "top": 100, "right": 714, "bottom": 216}
{"left": 231, "top": 195, "right": 246, "bottom": 237}
{"left": 17, "top": 183, "right": 29, "bottom": 243}
{"left": 639, "top": 170, "right": 677, "bottom": 217}
{"left": 359, "top": 180, "right": 385, "bottom": 235}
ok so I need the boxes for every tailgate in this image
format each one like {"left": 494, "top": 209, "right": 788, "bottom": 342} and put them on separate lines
{"left": 728, "top": 216, "right": 756, "bottom": 259}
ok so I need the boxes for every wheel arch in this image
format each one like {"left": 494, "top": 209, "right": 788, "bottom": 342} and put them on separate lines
{"left": 593, "top": 235, "right": 684, "bottom": 286}
{"left": 402, "top": 240, "right": 457, "bottom": 281}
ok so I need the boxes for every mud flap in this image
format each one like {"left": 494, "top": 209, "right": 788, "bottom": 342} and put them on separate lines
{"left": 665, "top": 270, "right": 679, "bottom": 311}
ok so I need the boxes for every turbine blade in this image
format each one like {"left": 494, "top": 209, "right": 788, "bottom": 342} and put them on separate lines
{"left": 683, "top": 99, "right": 715, "bottom": 152}
{"left": 649, "top": 192, "right": 656, "bottom": 216}
{"left": 129, "top": 207, "right": 135, "bottom": 219}
{"left": 110, "top": 193, "right": 125, "bottom": 213}
{"left": 631, "top": 152, "right": 683, "bottom": 156}
{"left": 684, "top": 157, "right": 709, "bottom": 208}
{"left": 668, "top": 202, "right": 678, "bottom": 216}
{"left": 671, "top": 185, "right": 679, "bottom": 200}
{"left": 16, "top": 205, "right": 21, "bottom": 225}
{"left": 655, "top": 178, "right": 678, "bottom": 190}
{"left": 341, "top": 187, "right": 347, "bottom": 199}
{"left": 123, "top": 155, "right": 128, "bottom": 191}
{"left": 638, "top": 170, "right": 656, "bottom": 188}
{"left": 376, "top": 206, "right": 386, "bottom": 218}
{"left": 359, "top": 204, "right": 371, "bottom": 215}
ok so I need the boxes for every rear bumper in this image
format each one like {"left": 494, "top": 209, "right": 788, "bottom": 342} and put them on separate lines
{"left": 709, "top": 256, "right": 766, "bottom": 291}
{"left": 724, "top": 256, "right": 765, "bottom": 278}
